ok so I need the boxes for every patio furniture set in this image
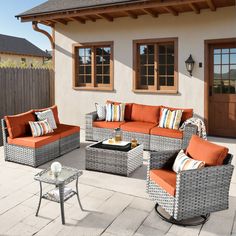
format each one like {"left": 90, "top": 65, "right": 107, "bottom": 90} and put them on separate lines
{"left": 1, "top": 103, "right": 234, "bottom": 226}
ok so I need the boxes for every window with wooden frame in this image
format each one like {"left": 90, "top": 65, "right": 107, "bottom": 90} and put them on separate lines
{"left": 73, "top": 42, "right": 113, "bottom": 90}
{"left": 133, "top": 38, "right": 178, "bottom": 93}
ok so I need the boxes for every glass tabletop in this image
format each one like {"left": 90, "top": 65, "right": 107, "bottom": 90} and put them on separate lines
{"left": 34, "top": 166, "right": 83, "bottom": 184}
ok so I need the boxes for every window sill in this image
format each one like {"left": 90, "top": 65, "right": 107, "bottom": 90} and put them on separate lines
{"left": 132, "top": 89, "right": 178, "bottom": 94}
{"left": 73, "top": 86, "right": 114, "bottom": 92}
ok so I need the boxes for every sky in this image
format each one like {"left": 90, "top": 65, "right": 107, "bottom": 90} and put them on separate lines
{"left": 0, "top": 0, "right": 51, "bottom": 51}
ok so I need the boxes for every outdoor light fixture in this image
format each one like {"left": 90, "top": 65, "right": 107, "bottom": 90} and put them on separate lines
{"left": 185, "top": 54, "right": 195, "bottom": 76}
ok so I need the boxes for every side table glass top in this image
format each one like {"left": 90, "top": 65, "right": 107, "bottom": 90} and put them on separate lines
{"left": 34, "top": 166, "right": 83, "bottom": 185}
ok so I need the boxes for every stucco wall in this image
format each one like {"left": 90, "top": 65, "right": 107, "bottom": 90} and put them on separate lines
{"left": 0, "top": 53, "right": 44, "bottom": 67}
{"left": 54, "top": 6, "right": 236, "bottom": 128}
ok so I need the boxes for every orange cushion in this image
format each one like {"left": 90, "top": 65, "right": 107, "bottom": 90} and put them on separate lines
{"left": 120, "top": 121, "right": 156, "bottom": 134}
{"left": 93, "top": 121, "right": 125, "bottom": 129}
{"left": 150, "top": 127, "right": 183, "bottom": 139}
{"left": 131, "top": 104, "right": 160, "bottom": 124}
{"left": 34, "top": 105, "right": 60, "bottom": 124}
{"left": 7, "top": 133, "right": 60, "bottom": 148}
{"left": 4, "top": 110, "right": 36, "bottom": 139}
{"left": 106, "top": 100, "right": 133, "bottom": 121}
{"left": 186, "top": 135, "right": 228, "bottom": 166}
{"left": 150, "top": 169, "right": 176, "bottom": 196}
{"left": 54, "top": 124, "right": 80, "bottom": 138}
{"left": 161, "top": 106, "right": 193, "bottom": 123}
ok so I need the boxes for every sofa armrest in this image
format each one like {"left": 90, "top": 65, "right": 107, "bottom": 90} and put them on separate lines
{"left": 1, "top": 119, "right": 8, "bottom": 144}
{"left": 182, "top": 124, "right": 198, "bottom": 149}
{"left": 85, "top": 111, "right": 98, "bottom": 141}
{"left": 174, "top": 163, "right": 234, "bottom": 218}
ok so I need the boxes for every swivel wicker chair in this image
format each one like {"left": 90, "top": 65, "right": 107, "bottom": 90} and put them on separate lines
{"left": 147, "top": 135, "right": 234, "bottom": 226}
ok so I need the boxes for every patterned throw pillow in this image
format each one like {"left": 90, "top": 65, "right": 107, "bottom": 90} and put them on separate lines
{"left": 35, "top": 109, "right": 57, "bottom": 129}
{"left": 29, "top": 120, "right": 54, "bottom": 137}
{"left": 106, "top": 103, "right": 125, "bottom": 122}
{"left": 159, "top": 108, "right": 183, "bottom": 130}
{"left": 172, "top": 150, "right": 205, "bottom": 173}
{"left": 95, "top": 103, "right": 106, "bottom": 120}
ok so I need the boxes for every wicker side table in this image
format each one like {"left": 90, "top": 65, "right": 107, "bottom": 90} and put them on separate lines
{"left": 34, "top": 166, "right": 83, "bottom": 225}
{"left": 85, "top": 141, "right": 143, "bottom": 176}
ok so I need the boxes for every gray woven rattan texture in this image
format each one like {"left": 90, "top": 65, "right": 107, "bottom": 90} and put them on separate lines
{"left": 85, "top": 142, "right": 143, "bottom": 176}
{"left": 85, "top": 111, "right": 197, "bottom": 151}
{"left": 147, "top": 150, "right": 234, "bottom": 221}
{"left": 1, "top": 119, "right": 80, "bottom": 167}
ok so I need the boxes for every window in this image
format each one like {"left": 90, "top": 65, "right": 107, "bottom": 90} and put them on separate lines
{"left": 133, "top": 38, "right": 178, "bottom": 93}
{"left": 73, "top": 42, "right": 113, "bottom": 90}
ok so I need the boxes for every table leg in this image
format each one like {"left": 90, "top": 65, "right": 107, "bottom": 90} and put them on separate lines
{"left": 76, "top": 177, "right": 84, "bottom": 211}
{"left": 59, "top": 184, "right": 65, "bottom": 224}
{"left": 35, "top": 182, "right": 42, "bottom": 216}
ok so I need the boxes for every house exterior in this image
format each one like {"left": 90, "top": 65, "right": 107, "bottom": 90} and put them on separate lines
{"left": 17, "top": 0, "right": 236, "bottom": 138}
{"left": 0, "top": 34, "right": 50, "bottom": 67}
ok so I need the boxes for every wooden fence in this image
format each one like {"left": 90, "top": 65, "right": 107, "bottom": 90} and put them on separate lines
{"left": 0, "top": 67, "right": 54, "bottom": 145}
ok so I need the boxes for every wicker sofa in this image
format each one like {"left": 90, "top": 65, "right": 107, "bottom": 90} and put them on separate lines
{"left": 86, "top": 102, "right": 198, "bottom": 151}
{"left": 1, "top": 105, "right": 80, "bottom": 167}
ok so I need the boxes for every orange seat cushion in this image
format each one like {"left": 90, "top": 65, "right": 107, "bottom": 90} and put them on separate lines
{"left": 131, "top": 104, "right": 160, "bottom": 124}
{"left": 8, "top": 133, "right": 60, "bottom": 148}
{"left": 93, "top": 121, "right": 125, "bottom": 129}
{"left": 186, "top": 135, "right": 228, "bottom": 166}
{"left": 120, "top": 121, "right": 156, "bottom": 134}
{"left": 150, "top": 127, "right": 183, "bottom": 139}
{"left": 161, "top": 106, "right": 193, "bottom": 123}
{"left": 4, "top": 110, "right": 36, "bottom": 139}
{"left": 34, "top": 105, "right": 60, "bottom": 124}
{"left": 107, "top": 100, "right": 133, "bottom": 121}
{"left": 150, "top": 169, "right": 176, "bottom": 196}
{"left": 54, "top": 124, "right": 80, "bottom": 138}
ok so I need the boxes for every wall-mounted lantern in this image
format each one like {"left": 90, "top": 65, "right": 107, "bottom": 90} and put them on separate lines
{"left": 185, "top": 54, "right": 195, "bottom": 76}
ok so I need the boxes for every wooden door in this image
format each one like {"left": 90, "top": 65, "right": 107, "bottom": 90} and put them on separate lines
{"left": 208, "top": 41, "right": 236, "bottom": 138}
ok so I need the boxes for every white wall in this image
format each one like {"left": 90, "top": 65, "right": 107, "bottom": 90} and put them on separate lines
{"left": 54, "top": 6, "right": 236, "bottom": 128}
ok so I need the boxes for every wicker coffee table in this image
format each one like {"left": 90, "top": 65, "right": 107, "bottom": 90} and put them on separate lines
{"left": 85, "top": 141, "right": 143, "bottom": 176}
{"left": 34, "top": 166, "right": 83, "bottom": 224}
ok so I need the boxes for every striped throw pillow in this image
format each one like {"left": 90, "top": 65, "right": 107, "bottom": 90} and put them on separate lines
{"left": 159, "top": 108, "right": 183, "bottom": 130}
{"left": 106, "top": 103, "right": 125, "bottom": 122}
{"left": 172, "top": 150, "right": 205, "bottom": 173}
{"left": 35, "top": 109, "right": 57, "bottom": 129}
{"left": 29, "top": 120, "right": 54, "bottom": 137}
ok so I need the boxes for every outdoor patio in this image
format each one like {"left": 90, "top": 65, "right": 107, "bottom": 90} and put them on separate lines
{"left": 0, "top": 130, "right": 235, "bottom": 236}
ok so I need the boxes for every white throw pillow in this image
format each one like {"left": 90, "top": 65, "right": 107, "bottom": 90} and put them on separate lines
{"left": 95, "top": 103, "right": 106, "bottom": 120}
{"left": 172, "top": 150, "right": 205, "bottom": 173}
{"left": 35, "top": 109, "right": 57, "bottom": 129}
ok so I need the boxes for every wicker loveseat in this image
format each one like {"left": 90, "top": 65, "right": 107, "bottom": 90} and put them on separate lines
{"left": 147, "top": 135, "right": 234, "bottom": 225}
{"left": 86, "top": 102, "right": 198, "bottom": 150}
{"left": 1, "top": 105, "right": 80, "bottom": 167}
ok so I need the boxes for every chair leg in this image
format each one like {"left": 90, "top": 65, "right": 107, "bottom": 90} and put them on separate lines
{"left": 155, "top": 203, "right": 210, "bottom": 226}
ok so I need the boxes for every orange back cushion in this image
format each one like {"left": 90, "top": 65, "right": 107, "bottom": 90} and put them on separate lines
{"left": 131, "top": 103, "right": 160, "bottom": 124}
{"left": 5, "top": 110, "right": 36, "bottom": 138}
{"left": 34, "top": 105, "right": 60, "bottom": 124}
{"left": 186, "top": 135, "right": 228, "bottom": 166}
{"left": 161, "top": 106, "right": 193, "bottom": 123}
{"left": 106, "top": 100, "right": 133, "bottom": 121}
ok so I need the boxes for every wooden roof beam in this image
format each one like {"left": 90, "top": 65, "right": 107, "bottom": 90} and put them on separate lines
{"left": 86, "top": 16, "right": 96, "bottom": 22}
{"left": 52, "top": 18, "right": 68, "bottom": 25}
{"left": 41, "top": 21, "right": 55, "bottom": 27}
{"left": 96, "top": 13, "right": 113, "bottom": 22}
{"left": 125, "top": 10, "right": 138, "bottom": 19}
{"left": 142, "top": 8, "right": 158, "bottom": 17}
{"left": 206, "top": 0, "right": 216, "bottom": 11}
{"left": 189, "top": 3, "right": 200, "bottom": 14}
{"left": 163, "top": 6, "right": 179, "bottom": 16}
{"left": 69, "top": 16, "right": 86, "bottom": 24}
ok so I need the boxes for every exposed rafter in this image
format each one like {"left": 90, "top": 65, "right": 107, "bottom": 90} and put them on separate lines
{"left": 86, "top": 16, "right": 96, "bottom": 22}
{"left": 163, "top": 6, "right": 178, "bottom": 16}
{"left": 96, "top": 13, "right": 113, "bottom": 22}
{"left": 125, "top": 10, "right": 138, "bottom": 19}
{"left": 142, "top": 8, "right": 158, "bottom": 18}
{"left": 52, "top": 18, "right": 68, "bottom": 25}
{"left": 206, "top": 0, "right": 216, "bottom": 11}
{"left": 189, "top": 3, "right": 200, "bottom": 14}
{"left": 69, "top": 16, "right": 86, "bottom": 24}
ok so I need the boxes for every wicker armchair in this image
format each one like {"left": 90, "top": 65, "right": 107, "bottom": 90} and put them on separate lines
{"left": 147, "top": 150, "right": 234, "bottom": 226}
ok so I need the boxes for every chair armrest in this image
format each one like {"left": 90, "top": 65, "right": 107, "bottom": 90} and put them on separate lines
{"left": 85, "top": 111, "right": 98, "bottom": 141}
{"left": 182, "top": 124, "right": 198, "bottom": 149}
{"left": 1, "top": 119, "right": 8, "bottom": 144}
{"left": 86, "top": 111, "right": 98, "bottom": 121}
